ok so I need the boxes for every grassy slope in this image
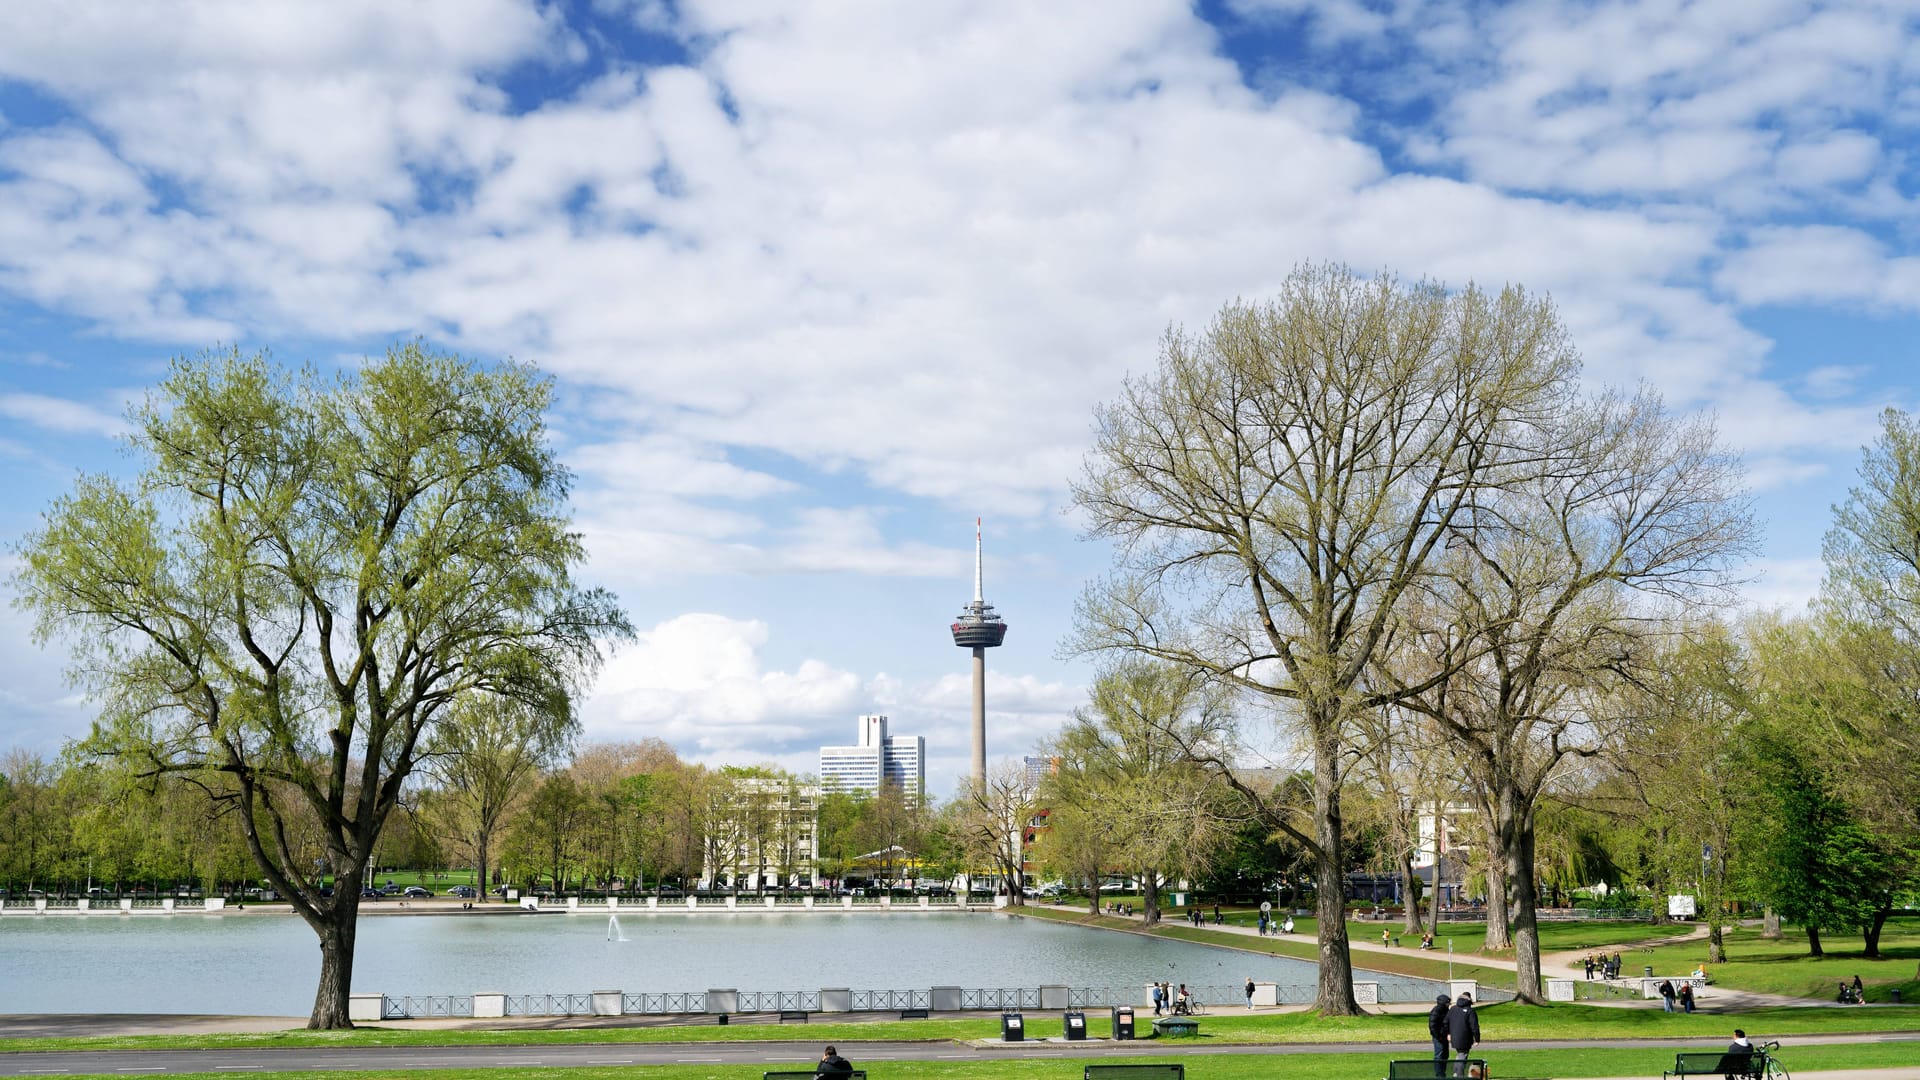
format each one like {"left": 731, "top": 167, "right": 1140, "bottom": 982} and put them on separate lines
{"left": 8, "top": 1002, "right": 1919, "bottom": 1054}
{"left": 1631, "top": 921, "right": 1920, "bottom": 1002}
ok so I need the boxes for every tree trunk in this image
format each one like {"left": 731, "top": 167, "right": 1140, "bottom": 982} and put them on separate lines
{"left": 1806, "top": 925, "right": 1823, "bottom": 958}
{"left": 476, "top": 834, "right": 490, "bottom": 903}
{"left": 1761, "top": 907, "right": 1780, "bottom": 939}
{"left": 1311, "top": 736, "right": 1360, "bottom": 1016}
{"left": 1707, "top": 922, "right": 1725, "bottom": 964}
{"left": 1504, "top": 796, "right": 1544, "bottom": 1005}
{"left": 1088, "top": 882, "right": 1103, "bottom": 917}
{"left": 1482, "top": 865, "right": 1511, "bottom": 950}
{"left": 1864, "top": 903, "right": 1890, "bottom": 959}
{"left": 305, "top": 886, "right": 362, "bottom": 1028}
{"left": 1142, "top": 870, "right": 1161, "bottom": 925}
{"left": 1401, "top": 850, "right": 1424, "bottom": 935}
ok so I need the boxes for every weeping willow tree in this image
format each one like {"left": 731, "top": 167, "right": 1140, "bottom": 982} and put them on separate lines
{"left": 15, "top": 344, "right": 629, "bottom": 1027}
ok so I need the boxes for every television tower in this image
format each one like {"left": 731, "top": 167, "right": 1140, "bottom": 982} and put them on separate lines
{"left": 951, "top": 518, "right": 1008, "bottom": 790}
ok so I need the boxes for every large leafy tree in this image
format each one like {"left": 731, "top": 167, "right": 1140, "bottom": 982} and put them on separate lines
{"left": 1072, "top": 264, "right": 1579, "bottom": 1013}
{"left": 1041, "top": 660, "right": 1236, "bottom": 924}
{"left": 13, "top": 344, "right": 629, "bottom": 1027}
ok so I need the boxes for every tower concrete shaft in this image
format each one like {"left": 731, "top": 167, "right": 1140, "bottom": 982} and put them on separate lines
{"left": 971, "top": 646, "right": 986, "bottom": 788}
{"left": 950, "top": 518, "right": 1007, "bottom": 793}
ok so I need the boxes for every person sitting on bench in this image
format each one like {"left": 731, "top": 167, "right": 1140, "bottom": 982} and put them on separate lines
{"left": 816, "top": 1046, "right": 853, "bottom": 1077}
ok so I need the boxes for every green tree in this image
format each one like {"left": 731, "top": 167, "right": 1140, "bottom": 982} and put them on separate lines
{"left": 421, "top": 695, "right": 566, "bottom": 902}
{"left": 1072, "top": 265, "right": 1580, "bottom": 1013}
{"left": 13, "top": 344, "right": 628, "bottom": 1027}
{"left": 1044, "top": 661, "right": 1236, "bottom": 924}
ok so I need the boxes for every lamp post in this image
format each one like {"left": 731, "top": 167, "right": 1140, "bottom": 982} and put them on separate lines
{"left": 1448, "top": 939, "right": 1454, "bottom": 981}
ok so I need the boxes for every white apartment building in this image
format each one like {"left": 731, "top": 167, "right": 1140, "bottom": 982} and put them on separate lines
{"left": 702, "top": 775, "right": 821, "bottom": 890}
{"left": 818, "top": 714, "right": 926, "bottom": 800}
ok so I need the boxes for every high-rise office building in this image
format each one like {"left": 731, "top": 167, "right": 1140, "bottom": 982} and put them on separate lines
{"left": 818, "top": 714, "right": 926, "bottom": 800}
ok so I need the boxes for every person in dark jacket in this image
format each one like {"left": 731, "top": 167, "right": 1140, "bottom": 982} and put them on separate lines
{"left": 1427, "top": 992, "right": 1452, "bottom": 1066}
{"left": 816, "top": 1046, "right": 853, "bottom": 1077}
{"left": 1446, "top": 993, "right": 1480, "bottom": 1076}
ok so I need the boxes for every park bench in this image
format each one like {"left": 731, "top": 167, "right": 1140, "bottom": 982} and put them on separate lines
{"left": 1384, "top": 1061, "right": 1488, "bottom": 1079}
{"left": 778, "top": 1009, "right": 810, "bottom": 1023}
{"left": 1085, "top": 1065, "right": 1184, "bottom": 1080}
{"left": 898, "top": 1007, "right": 929, "bottom": 1019}
{"left": 1150, "top": 1016, "right": 1199, "bottom": 1038}
{"left": 1666, "top": 1051, "right": 1763, "bottom": 1079}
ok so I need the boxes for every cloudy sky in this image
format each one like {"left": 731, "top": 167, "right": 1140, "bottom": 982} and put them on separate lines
{"left": 1, "top": 0, "right": 1915, "bottom": 795}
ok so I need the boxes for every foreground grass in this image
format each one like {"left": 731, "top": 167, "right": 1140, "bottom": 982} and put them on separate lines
{"left": 31, "top": 1041, "right": 1920, "bottom": 1080}
{"left": 7, "top": 1003, "right": 1919, "bottom": 1055}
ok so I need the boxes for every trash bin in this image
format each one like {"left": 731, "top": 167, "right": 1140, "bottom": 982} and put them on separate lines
{"left": 1892, "top": 989, "right": 1902, "bottom": 1004}
{"left": 716, "top": 1013, "right": 728, "bottom": 1026}
{"left": 1063, "top": 1011, "right": 1086, "bottom": 1041}
{"left": 1001, "top": 1012, "right": 1024, "bottom": 1042}
{"left": 1644, "top": 966, "right": 1654, "bottom": 978}
{"left": 1111, "top": 1005, "right": 1135, "bottom": 1040}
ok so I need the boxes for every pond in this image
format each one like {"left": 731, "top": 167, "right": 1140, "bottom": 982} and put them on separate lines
{"left": 0, "top": 910, "right": 1447, "bottom": 1016}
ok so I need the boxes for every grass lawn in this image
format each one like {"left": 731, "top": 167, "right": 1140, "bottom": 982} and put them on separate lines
{"left": 23, "top": 1040, "right": 1920, "bottom": 1080}
{"left": 1013, "top": 906, "right": 1516, "bottom": 985}
{"left": 1634, "top": 919, "right": 1920, "bottom": 1003}
{"left": 8, "top": 1002, "right": 1917, "bottom": 1055}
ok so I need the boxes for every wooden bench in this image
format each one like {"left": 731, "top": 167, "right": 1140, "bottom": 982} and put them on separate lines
{"left": 1150, "top": 1016, "right": 1199, "bottom": 1038}
{"left": 1385, "top": 1060, "right": 1488, "bottom": 1079}
{"left": 898, "top": 1007, "right": 929, "bottom": 1020}
{"left": 1667, "top": 1051, "right": 1762, "bottom": 1079}
{"left": 777, "top": 1009, "right": 810, "bottom": 1023}
{"left": 1085, "top": 1065, "right": 1184, "bottom": 1080}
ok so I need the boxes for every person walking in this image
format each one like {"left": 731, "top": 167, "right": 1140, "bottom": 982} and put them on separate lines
{"left": 1151, "top": 982, "right": 1164, "bottom": 1016}
{"left": 1583, "top": 955, "right": 1594, "bottom": 980}
{"left": 1446, "top": 992, "right": 1480, "bottom": 1077}
{"left": 1382, "top": 927, "right": 1392, "bottom": 948}
{"left": 1244, "top": 976, "right": 1256, "bottom": 1009}
{"left": 815, "top": 1046, "right": 853, "bottom": 1077}
{"left": 1427, "top": 992, "right": 1452, "bottom": 1069}
{"left": 1679, "top": 981, "right": 1695, "bottom": 1014}
{"left": 1658, "top": 979, "right": 1677, "bottom": 1013}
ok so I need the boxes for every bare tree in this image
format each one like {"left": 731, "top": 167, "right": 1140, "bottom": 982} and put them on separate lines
{"left": 1072, "top": 264, "right": 1578, "bottom": 1014}
{"left": 1390, "top": 389, "right": 1752, "bottom": 1001}
{"left": 954, "top": 760, "right": 1039, "bottom": 903}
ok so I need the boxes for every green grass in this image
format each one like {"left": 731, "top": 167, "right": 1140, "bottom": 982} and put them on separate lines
{"left": 1631, "top": 920, "right": 1920, "bottom": 1002}
{"left": 7, "top": 1002, "right": 1917, "bottom": 1055}
{"left": 1011, "top": 906, "right": 1515, "bottom": 985}
{"left": 26, "top": 1040, "right": 1920, "bottom": 1080}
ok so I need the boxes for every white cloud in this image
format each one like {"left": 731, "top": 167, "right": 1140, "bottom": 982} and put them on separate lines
{"left": 583, "top": 612, "right": 864, "bottom": 761}
{"left": 0, "top": 392, "right": 128, "bottom": 438}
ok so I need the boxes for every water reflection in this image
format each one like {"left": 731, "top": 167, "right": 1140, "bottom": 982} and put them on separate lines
{"left": 0, "top": 911, "right": 1440, "bottom": 1016}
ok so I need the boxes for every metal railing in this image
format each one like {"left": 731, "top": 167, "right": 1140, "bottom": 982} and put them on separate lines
{"left": 366, "top": 980, "right": 1496, "bottom": 1019}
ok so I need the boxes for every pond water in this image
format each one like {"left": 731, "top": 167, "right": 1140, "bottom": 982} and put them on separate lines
{"left": 0, "top": 911, "right": 1445, "bottom": 1016}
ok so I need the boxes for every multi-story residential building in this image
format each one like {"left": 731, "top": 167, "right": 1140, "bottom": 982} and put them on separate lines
{"left": 701, "top": 774, "right": 820, "bottom": 890}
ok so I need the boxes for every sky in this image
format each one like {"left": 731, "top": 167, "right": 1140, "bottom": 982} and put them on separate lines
{"left": 2, "top": 0, "right": 1918, "bottom": 796}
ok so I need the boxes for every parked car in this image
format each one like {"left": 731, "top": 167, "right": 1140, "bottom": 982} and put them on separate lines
{"left": 446, "top": 885, "right": 477, "bottom": 898}
{"left": 401, "top": 886, "right": 431, "bottom": 899}
{"left": 361, "top": 887, "right": 381, "bottom": 899}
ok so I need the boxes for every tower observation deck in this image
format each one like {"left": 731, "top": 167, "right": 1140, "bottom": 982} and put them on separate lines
{"left": 952, "top": 518, "right": 1007, "bottom": 789}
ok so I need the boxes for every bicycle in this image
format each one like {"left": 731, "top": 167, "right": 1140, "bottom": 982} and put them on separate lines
{"left": 1175, "top": 996, "right": 1207, "bottom": 1016}
{"left": 1757, "top": 1040, "right": 1790, "bottom": 1080}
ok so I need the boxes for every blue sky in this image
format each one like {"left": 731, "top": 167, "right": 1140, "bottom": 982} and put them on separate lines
{"left": 2, "top": 0, "right": 1917, "bottom": 795}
